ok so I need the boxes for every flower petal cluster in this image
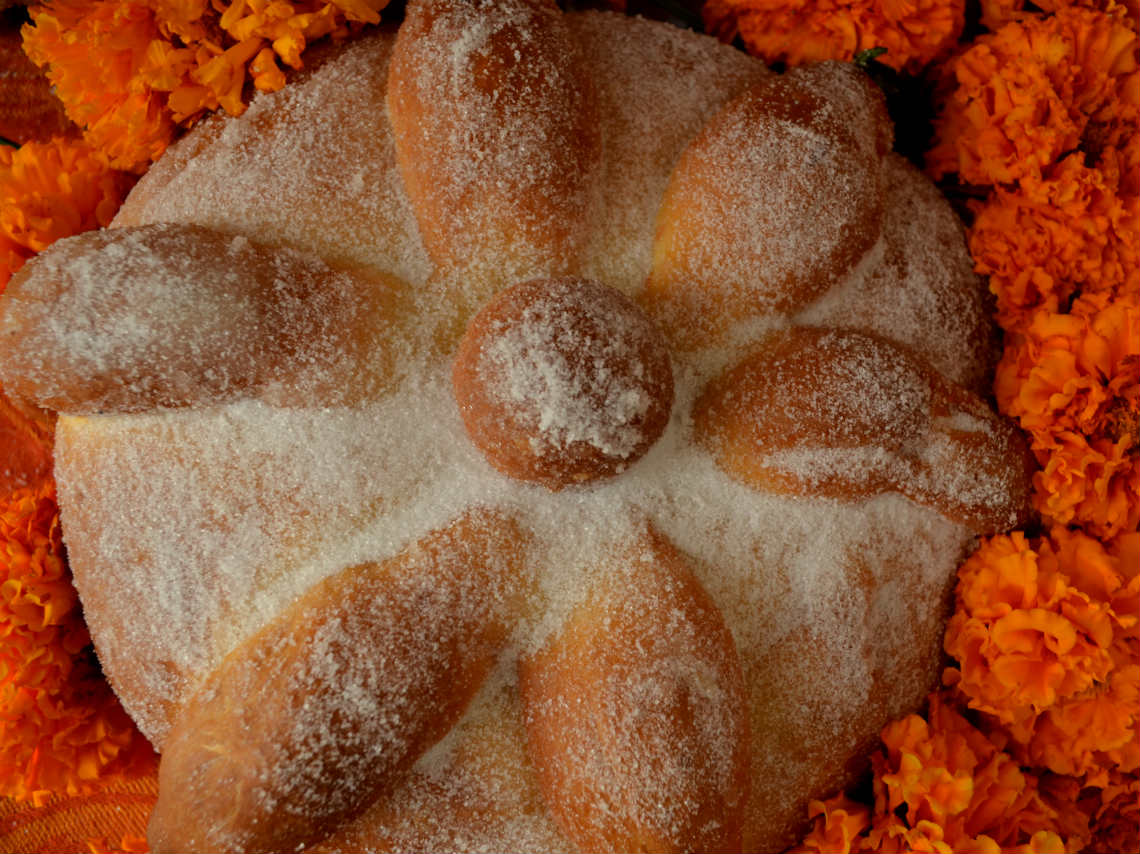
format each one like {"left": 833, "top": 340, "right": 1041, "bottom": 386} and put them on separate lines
{"left": 794, "top": 693, "right": 1084, "bottom": 852}
{"left": 993, "top": 290, "right": 1139, "bottom": 537}
{"left": 979, "top": 0, "right": 1139, "bottom": 32}
{"left": 22, "top": 0, "right": 390, "bottom": 171}
{"left": 1031, "top": 431, "right": 1138, "bottom": 538}
{"left": 994, "top": 292, "right": 1137, "bottom": 446}
{"left": 927, "top": 5, "right": 1138, "bottom": 186}
{"left": 944, "top": 529, "right": 1138, "bottom": 754}
{"left": 969, "top": 154, "right": 1139, "bottom": 330}
{"left": 0, "top": 480, "right": 156, "bottom": 801}
{"left": 0, "top": 137, "right": 135, "bottom": 291}
{"left": 21, "top": 1, "right": 176, "bottom": 173}
{"left": 701, "top": 0, "right": 965, "bottom": 73}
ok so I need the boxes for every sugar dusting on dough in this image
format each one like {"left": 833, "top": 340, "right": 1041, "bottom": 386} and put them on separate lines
{"left": 113, "top": 36, "right": 431, "bottom": 285}
{"left": 798, "top": 154, "right": 993, "bottom": 390}
{"left": 480, "top": 286, "right": 654, "bottom": 459}
{"left": 568, "top": 11, "right": 768, "bottom": 294}
{"left": 35, "top": 11, "right": 1002, "bottom": 854}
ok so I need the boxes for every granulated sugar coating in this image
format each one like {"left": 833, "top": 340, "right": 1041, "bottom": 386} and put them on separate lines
{"left": 453, "top": 277, "right": 674, "bottom": 489}
{"left": 0, "top": 5, "right": 1033, "bottom": 853}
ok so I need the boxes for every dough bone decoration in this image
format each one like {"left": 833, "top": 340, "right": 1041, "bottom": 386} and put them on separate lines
{"left": 0, "top": 0, "right": 1037, "bottom": 852}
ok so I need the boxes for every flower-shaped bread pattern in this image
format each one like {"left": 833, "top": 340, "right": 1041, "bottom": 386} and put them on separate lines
{"left": 0, "top": 2, "right": 1035, "bottom": 852}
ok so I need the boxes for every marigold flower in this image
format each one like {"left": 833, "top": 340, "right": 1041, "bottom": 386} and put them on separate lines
{"left": 947, "top": 528, "right": 1139, "bottom": 782}
{"left": 1033, "top": 431, "right": 1138, "bottom": 538}
{"left": 24, "top": 0, "right": 391, "bottom": 170}
{"left": 860, "top": 693, "right": 1086, "bottom": 851}
{"left": 702, "top": 0, "right": 965, "bottom": 73}
{"left": 969, "top": 154, "right": 1139, "bottom": 330}
{"left": 927, "top": 6, "right": 1139, "bottom": 186}
{"left": 22, "top": 0, "right": 178, "bottom": 172}
{"left": 945, "top": 530, "right": 1128, "bottom": 721}
{"left": 0, "top": 137, "right": 135, "bottom": 291}
{"left": 877, "top": 713, "right": 976, "bottom": 824}
{"left": 994, "top": 291, "right": 1140, "bottom": 455}
{"left": 0, "top": 482, "right": 156, "bottom": 800}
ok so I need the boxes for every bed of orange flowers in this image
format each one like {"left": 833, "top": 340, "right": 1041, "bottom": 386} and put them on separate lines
{"left": 701, "top": 0, "right": 966, "bottom": 72}
{"left": 792, "top": 1, "right": 1140, "bottom": 851}
{"left": 21, "top": 0, "right": 390, "bottom": 172}
{"left": 1, "top": 0, "right": 1137, "bottom": 852}
{"left": 0, "top": 479, "right": 158, "bottom": 803}
{"left": 1, "top": 137, "right": 134, "bottom": 292}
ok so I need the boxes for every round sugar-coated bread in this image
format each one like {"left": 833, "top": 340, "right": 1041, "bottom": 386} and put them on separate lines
{"left": 0, "top": 2, "right": 1033, "bottom": 852}
{"left": 453, "top": 277, "right": 674, "bottom": 490}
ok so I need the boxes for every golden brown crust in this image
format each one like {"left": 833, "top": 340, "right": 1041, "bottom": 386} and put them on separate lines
{"left": 0, "top": 223, "right": 411, "bottom": 414}
{"left": 739, "top": 543, "right": 955, "bottom": 851}
{"left": 452, "top": 277, "right": 673, "bottom": 490}
{"left": 795, "top": 154, "right": 999, "bottom": 395}
{"left": 643, "top": 62, "right": 891, "bottom": 349}
{"left": 387, "top": 0, "right": 601, "bottom": 300}
{"left": 518, "top": 528, "right": 750, "bottom": 853}
{"left": 148, "top": 509, "right": 530, "bottom": 854}
{"left": 311, "top": 678, "right": 570, "bottom": 853}
{"left": 695, "top": 326, "right": 1034, "bottom": 533}
{"left": 1, "top": 12, "right": 1028, "bottom": 854}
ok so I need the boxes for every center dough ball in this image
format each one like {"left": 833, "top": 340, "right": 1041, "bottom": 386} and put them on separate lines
{"left": 453, "top": 277, "right": 674, "bottom": 490}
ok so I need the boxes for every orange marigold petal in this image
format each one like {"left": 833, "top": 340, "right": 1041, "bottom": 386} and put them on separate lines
{"left": 701, "top": 0, "right": 965, "bottom": 73}
{"left": 790, "top": 794, "right": 872, "bottom": 853}
{"left": 928, "top": 6, "right": 1139, "bottom": 185}
{"left": 954, "top": 532, "right": 1040, "bottom": 619}
{"left": 969, "top": 154, "right": 1139, "bottom": 331}
{"left": 1, "top": 482, "right": 157, "bottom": 800}
{"left": 249, "top": 45, "right": 286, "bottom": 92}
{"left": 0, "top": 137, "right": 134, "bottom": 293}
{"left": 1033, "top": 432, "right": 1139, "bottom": 538}
{"left": 22, "top": 0, "right": 178, "bottom": 171}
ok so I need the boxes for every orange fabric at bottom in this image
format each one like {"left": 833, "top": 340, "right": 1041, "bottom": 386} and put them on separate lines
{"left": 0, "top": 773, "right": 157, "bottom": 854}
